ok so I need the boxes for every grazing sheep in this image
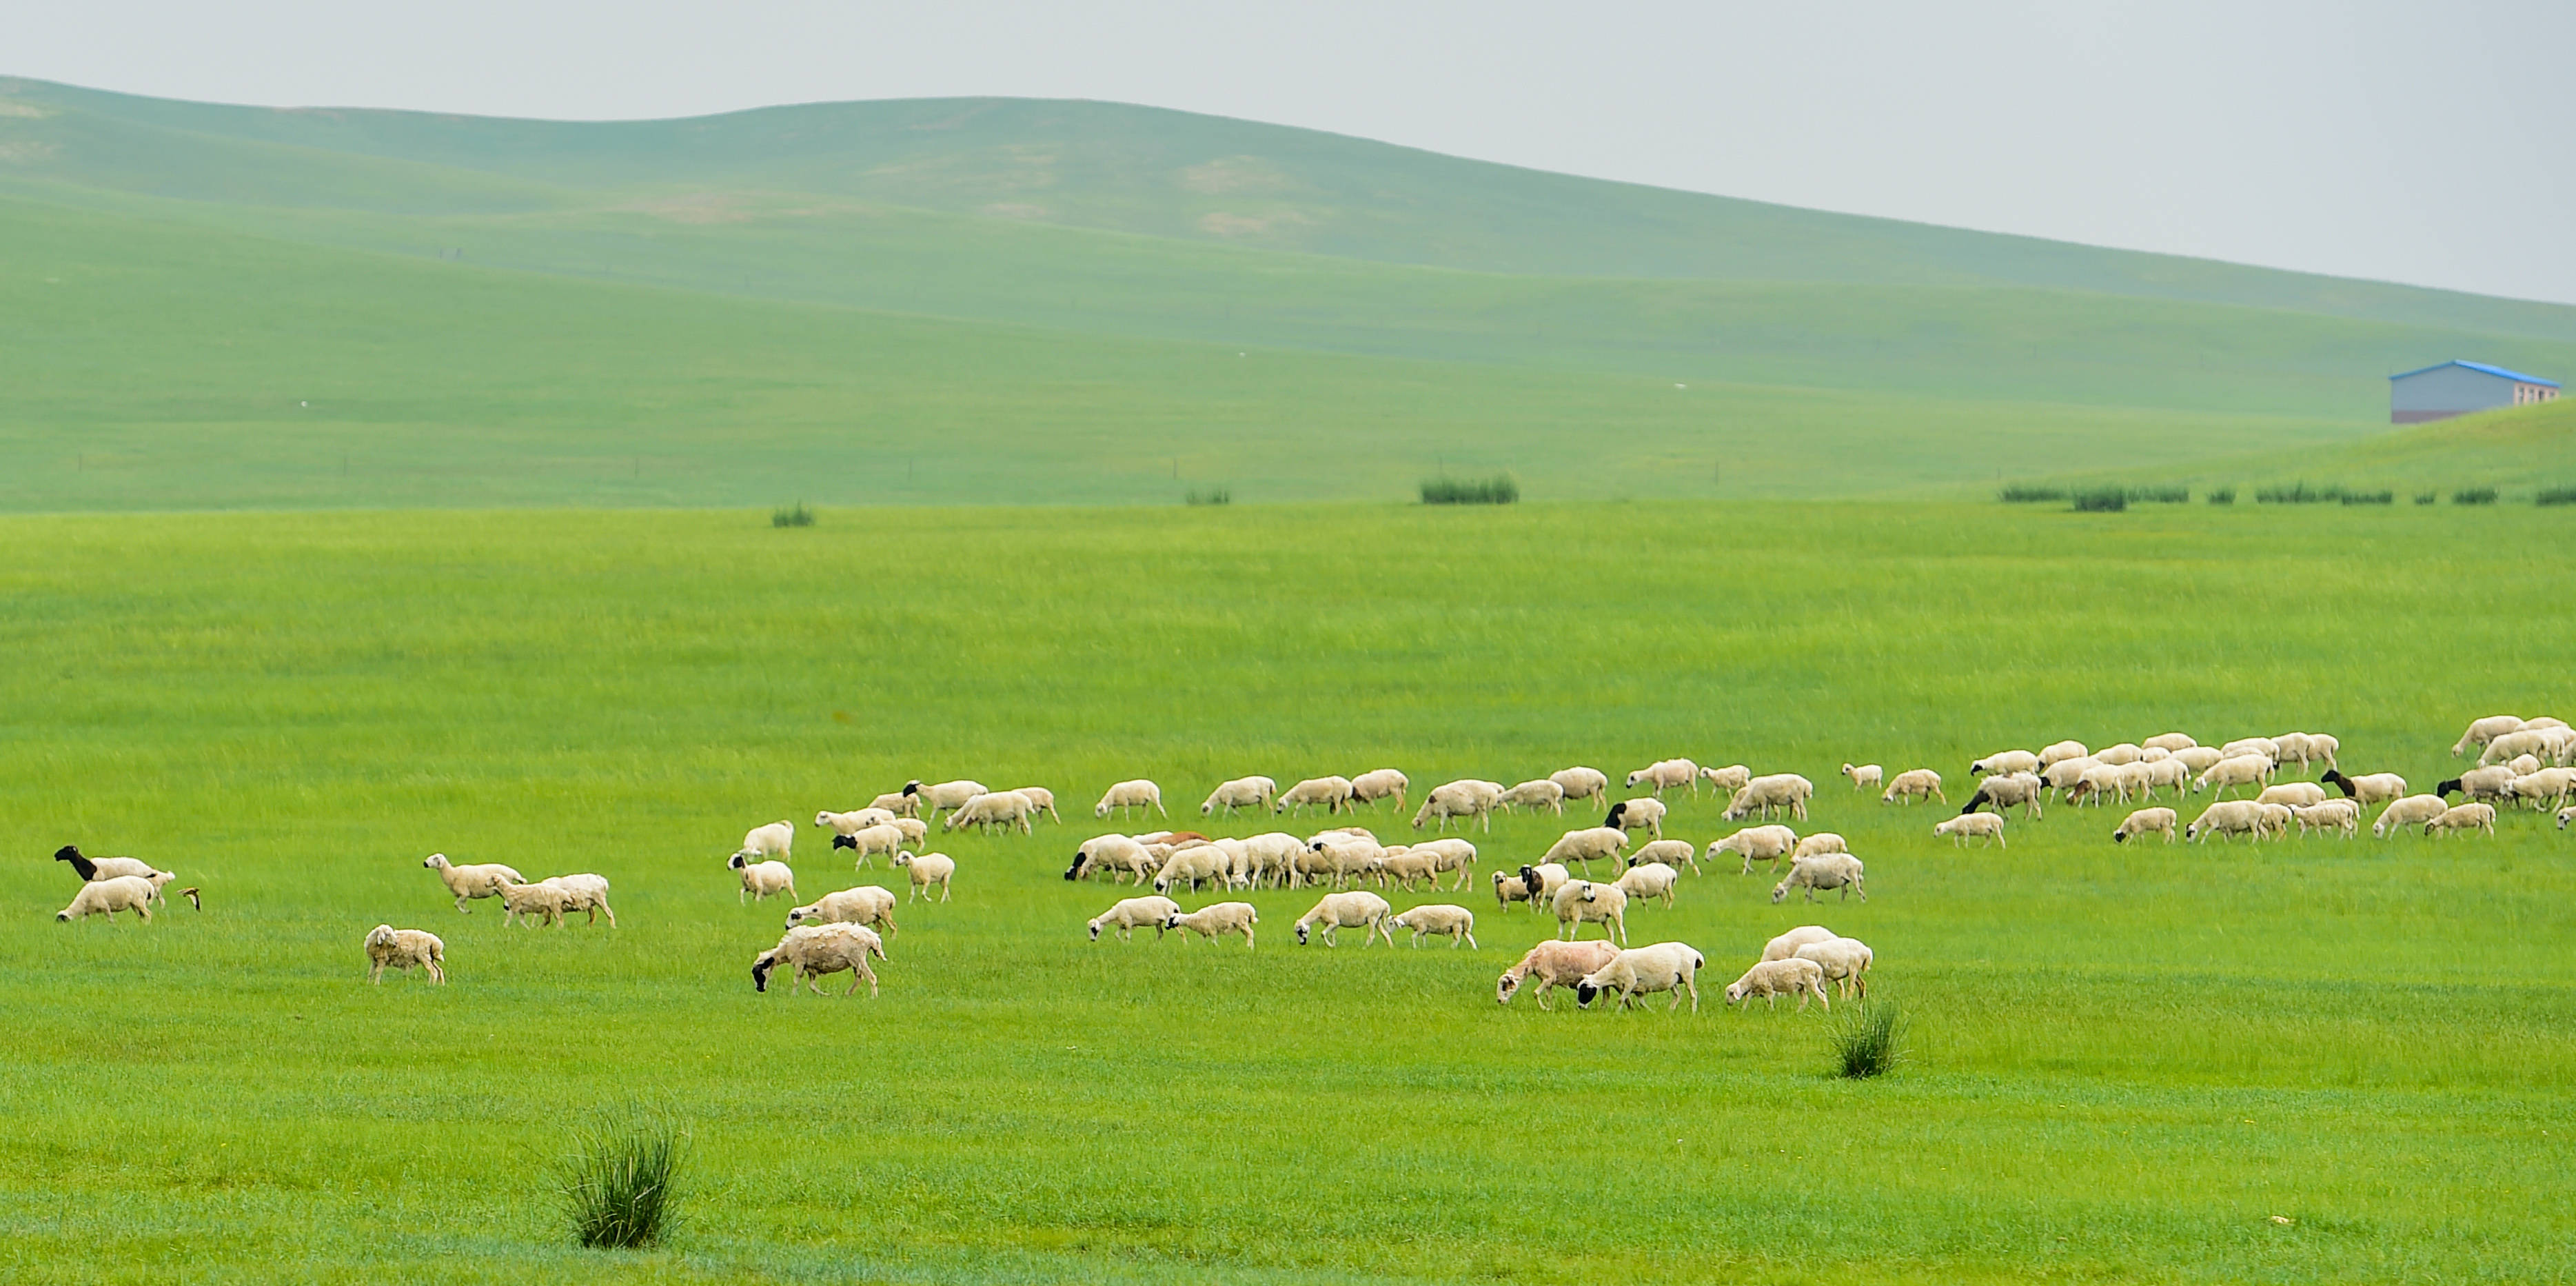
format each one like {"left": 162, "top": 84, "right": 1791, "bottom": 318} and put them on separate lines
{"left": 1551, "top": 766, "right": 1612, "bottom": 807}
{"left": 1772, "top": 854, "right": 1865, "bottom": 904}
{"left": 2111, "top": 807, "right": 2178, "bottom": 844}
{"left": 1236, "top": 831, "right": 1306, "bottom": 886}
{"left": 1724, "top": 958, "right": 1829, "bottom": 1012}
{"left": 1277, "top": 776, "right": 1357, "bottom": 816}
{"left": 496, "top": 881, "right": 578, "bottom": 928}
{"left": 52, "top": 845, "right": 169, "bottom": 885}
{"left": 1492, "top": 868, "right": 1541, "bottom": 911}
{"left": 1497, "top": 938, "right": 1622, "bottom": 1009}
{"left": 2506, "top": 754, "right": 2546, "bottom": 777}
{"left": 364, "top": 925, "right": 445, "bottom": 983}
{"left": 1375, "top": 845, "right": 1445, "bottom": 891}
{"left": 1165, "top": 901, "right": 1259, "bottom": 948}
{"left": 2524, "top": 716, "right": 2570, "bottom": 731}
{"left": 1300, "top": 834, "right": 1384, "bottom": 889}
{"left": 2138, "top": 758, "right": 2191, "bottom": 798}
{"left": 1389, "top": 904, "right": 1477, "bottom": 949}
{"left": 538, "top": 873, "right": 616, "bottom": 926}
{"left": 787, "top": 885, "right": 899, "bottom": 938}
{"left": 1519, "top": 862, "right": 1574, "bottom": 907}
{"left": 2171, "top": 745, "right": 2225, "bottom": 773}
{"left": 2291, "top": 800, "right": 2360, "bottom": 838}
{"left": 2038, "top": 740, "right": 2090, "bottom": 769}
{"left": 916, "top": 780, "right": 988, "bottom": 814}
{"left": 2437, "top": 766, "right": 2520, "bottom": 805}
{"left": 2255, "top": 803, "right": 2295, "bottom": 841}
{"left": 421, "top": 852, "right": 526, "bottom": 914}
{"left": 2323, "top": 770, "right": 2408, "bottom": 805}
{"left": 2220, "top": 737, "right": 2281, "bottom": 765}
{"left": 2193, "top": 754, "right": 2273, "bottom": 797}
{"left": 1793, "top": 936, "right": 1874, "bottom": 1000}
{"left": 1762, "top": 925, "right": 1838, "bottom": 962}
{"left": 1500, "top": 778, "right": 1568, "bottom": 816}
{"left": 1094, "top": 779, "right": 1166, "bottom": 819}
{"left": 2453, "top": 715, "right": 2526, "bottom": 758}
{"left": 890, "top": 851, "right": 956, "bottom": 903}
{"left": 728, "top": 853, "right": 798, "bottom": 904}
{"left": 1626, "top": 759, "right": 1701, "bottom": 797}
{"left": 2478, "top": 730, "right": 2553, "bottom": 768}
{"left": 751, "top": 923, "right": 884, "bottom": 996}
{"left": 837, "top": 823, "right": 906, "bottom": 868}
{"left": 2559, "top": 806, "right": 2576, "bottom": 830}
{"left": 2257, "top": 782, "right": 2329, "bottom": 809}
{"left": 1723, "top": 774, "right": 1815, "bottom": 822}
{"left": 2507, "top": 768, "right": 2576, "bottom": 810}
{"left": 1553, "top": 879, "right": 1630, "bottom": 945}
{"left": 1792, "top": 832, "right": 1849, "bottom": 859}
{"left": 1880, "top": 769, "right": 1945, "bottom": 805}
{"left": 1614, "top": 861, "right": 1681, "bottom": 907}
{"left": 2043, "top": 756, "right": 2101, "bottom": 799}
{"left": 1710, "top": 824, "right": 1799, "bottom": 874}
{"left": 1412, "top": 779, "right": 1504, "bottom": 832}
{"left": 2095, "top": 743, "right": 2146, "bottom": 767}
{"left": 1201, "top": 776, "right": 1278, "bottom": 817}
{"left": 815, "top": 809, "right": 891, "bottom": 838}
{"left": 1962, "top": 772, "right": 2045, "bottom": 818}
{"left": 736, "top": 821, "right": 795, "bottom": 864}
{"left": 1935, "top": 813, "right": 2006, "bottom": 847}
{"left": 2071, "top": 763, "right": 2128, "bottom": 807}
{"left": 1627, "top": 838, "right": 1699, "bottom": 876}
{"left": 1839, "top": 763, "right": 1885, "bottom": 794}
{"left": 1575, "top": 941, "right": 1705, "bottom": 1012}
{"left": 2373, "top": 794, "right": 2451, "bottom": 838}
{"left": 1698, "top": 764, "right": 1753, "bottom": 794}
{"left": 1153, "top": 843, "right": 1231, "bottom": 896}
{"left": 1011, "top": 787, "right": 1062, "bottom": 823}
{"left": 870, "top": 785, "right": 924, "bottom": 818}
{"left": 946, "top": 790, "right": 1037, "bottom": 834}
{"left": 1349, "top": 768, "right": 1410, "bottom": 812}
{"left": 2275, "top": 733, "right": 2339, "bottom": 772}
{"left": 2143, "top": 732, "right": 2198, "bottom": 752}
{"left": 2112, "top": 762, "right": 2156, "bottom": 803}
{"left": 1408, "top": 837, "right": 1480, "bottom": 890}
{"left": 1969, "top": 750, "right": 2042, "bottom": 778}
{"left": 1294, "top": 891, "right": 1394, "bottom": 947}
{"left": 1089, "top": 895, "right": 1184, "bottom": 942}
{"left": 2185, "top": 800, "right": 2267, "bottom": 843}
{"left": 2427, "top": 803, "right": 2497, "bottom": 837}
{"left": 1064, "top": 833, "right": 1153, "bottom": 885}
{"left": 2138, "top": 746, "right": 2172, "bottom": 763}
{"left": 1603, "top": 797, "right": 1666, "bottom": 840}
{"left": 57, "top": 875, "right": 157, "bottom": 923}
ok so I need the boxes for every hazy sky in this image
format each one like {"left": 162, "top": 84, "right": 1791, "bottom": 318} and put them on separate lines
{"left": 16, "top": 1, "right": 2575, "bottom": 303}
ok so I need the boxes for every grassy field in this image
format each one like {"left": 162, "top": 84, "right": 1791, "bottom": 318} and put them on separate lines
{"left": 5, "top": 501, "right": 2573, "bottom": 1284}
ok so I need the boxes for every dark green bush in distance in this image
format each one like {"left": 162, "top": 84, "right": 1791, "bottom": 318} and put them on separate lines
{"left": 2538, "top": 487, "right": 2576, "bottom": 507}
{"left": 2340, "top": 490, "right": 2393, "bottom": 505}
{"left": 2071, "top": 489, "right": 2127, "bottom": 512}
{"left": 2415, "top": 492, "right": 2437, "bottom": 505}
{"left": 1997, "top": 485, "right": 2066, "bottom": 503}
{"left": 2126, "top": 485, "right": 2189, "bottom": 503}
{"left": 2453, "top": 487, "right": 2498, "bottom": 505}
{"left": 560, "top": 1112, "right": 688, "bottom": 1249}
{"left": 2207, "top": 486, "right": 2236, "bottom": 505}
{"left": 2257, "top": 483, "right": 2325, "bottom": 504}
{"left": 1829, "top": 1000, "right": 1908, "bottom": 1080}
{"left": 1420, "top": 474, "right": 1518, "bottom": 505}
{"left": 771, "top": 502, "right": 815, "bottom": 528}
{"left": 1184, "top": 488, "right": 1230, "bottom": 506}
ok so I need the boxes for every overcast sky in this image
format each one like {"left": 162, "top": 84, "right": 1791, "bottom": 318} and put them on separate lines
{"left": 14, "top": 1, "right": 2574, "bottom": 303}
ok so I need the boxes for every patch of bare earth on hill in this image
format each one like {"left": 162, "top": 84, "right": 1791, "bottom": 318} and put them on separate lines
{"left": 0, "top": 99, "right": 52, "bottom": 119}
{"left": 609, "top": 192, "right": 880, "bottom": 224}
{"left": 0, "top": 140, "right": 59, "bottom": 163}
{"left": 1179, "top": 156, "right": 1297, "bottom": 194}
{"left": 1198, "top": 210, "right": 1315, "bottom": 237}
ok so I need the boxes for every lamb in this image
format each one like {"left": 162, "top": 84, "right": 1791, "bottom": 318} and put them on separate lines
{"left": 1961, "top": 772, "right": 2045, "bottom": 818}
{"left": 2192, "top": 754, "right": 2273, "bottom": 797}
{"left": 2507, "top": 754, "right": 2546, "bottom": 777}
{"left": 1349, "top": 768, "right": 1410, "bottom": 812}
{"left": 1500, "top": 778, "right": 1568, "bottom": 816}
{"left": 837, "top": 823, "right": 906, "bottom": 868}
{"left": 1065, "top": 834, "right": 1155, "bottom": 884}
{"left": 420, "top": 852, "right": 526, "bottom": 913}
{"left": 2142, "top": 732, "right": 2199, "bottom": 752}
{"left": 1792, "top": 832, "right": 1849, "bottom": 858}
{"left": 1277, "top": 776, "right": 1357, "bottom": 816}
{"left": 1969, "top": 750, "right": 2042, "bottom": 778}
{"left": 945, "top": 790, "right": 1037, "bottom": 834}
{"left": 1698, "top": 764, "right": 1753, "bottom": 794}
{"left": 1762, "top": 925, "right": 1838, "bottom": 961}
{"left": 2291, "top": 800, "right": 2360, "bottom": 838}
{"left": 1164, "top": 901, "right": 1259, "bottom": 948}
{"left": 1493, "top": 868, "right": 1541, "bottom": 910}
{"left": 787, "top": 885, "right": 899, "bottom": 938}
{"left": 2111, "top": 807, "right": 2178, "bottom": 844}
{"left": 1011, "top": 787, "right": 1062, "bottom": 823}
{"left": 1935, "top": 813, "right": 2006, "bottom": 847}
{"left": 1201, "top": 776, "right": 1278, "bottom": 817}
{"left": 889, "top": 817, "right": 929, "bottom": 847}
{"left": 1389, "top": 904, "right": 1478, "bottom": 948}
{"left": 2170, "top": 745, "right": 2225, "bottom": 772}
{"left": 538, "top": 873, "right": 615, "bottom": 926}
{"left": 57, "top": 875, "right": 157, "bottom": 923}
{"left": 2255, "top": 802, "right": 2295, "bottom": 841}
{"left": 1880, "top": 769, "right": 1946, "bottom": 805}
{"left": 1793, "top": 936, "right": 1874, "bottom": 1000}
{"left": 870, "top": 785, "right": 923, "bottom": 818}
{"left": 1627, "top": 838, "right": 1699, "bottom": 876}
{"left": 2323, "top": 770, "right": 2408, "bottom": 805}
{"left": 2426, "top": 802, "right": 2497, "bottom": 837}
{"left": 1089, "top": 895, "right": 1184, "bottom": 942}
{"left": 1575, "top": 941, "right": 1706, "bottom": 1012}
{"left": 1551, "top": 766, "right": 1611, "bottom": 807}
{"left": 2373, "top": 794, "right": 2451, "bottom": 838}
{"left": 496, "top": 881, "right": 578, "bottom": 928}
{"left": 1374, "top": 846, "right": 1445, "bottom": 891}
{"left": 1625, "top": 759, "right": 1701, "bottom": 796}
{"left": 2506, "top": 767, "right": 2576, "bottom": 810}
{"left": 1293, "top": 890, "right": 1394, "bottom": 947}
{"left": 735, "top": 820, "right": 795, "bottom": 864}
{"left": 1496, "top": 938, "right": 1623, "bottom": 1009}
{"left": 1723, "top": 774, "right": 1815, "bottom": 821}
{"left": 2185, "top": 800, "right": 2267, "bottom": 843}
{"left": 1093, "top": 779, "right": 1167, "bottom": 819}
{"left": 920, "top": 780, "right": 990, "bottom": 814}
{"left": 1411, "top": 779, "right": 1504, "bottom": 832}
{"left": 2038, "top": 740, "right": 2089, "bottom": 769}
{"left": 1152, "top": 843, "right": 1232, "bottom": 896}
{"left": 1772, "top": 853, "right": 1865, "bottom": 903}
{"left": 2436, "top": 766, "right": 2519, "bottom": 805}
{"left": 1553, "top": 879, "right": 1630, "bottom": 944}
{"left": 728, "top": 853, "right": 798, "bottom": 904}
{"left": 52, "top": 845, "right": 169, "bottom": 884}
{"left": 890, "top": 850, "right": 956, "bottom": 902}
{"left": 364, "top": 925, "right": 445, "bottom": 983}
{"left": 2453, "top": 714, "right": 2526, "bottom": 757}
{"left": 751, "top": 923, "right": 884, "bottom": 996}
{"left": 1603, "top": 797, "right": 1667, "bottom": 840}
{"left": 1724, "top": 958, "right": 1828, "bottom": 1012}
{"left": 1710, "top": 824, "right": 1798, "bottom": 874}
{"left": 1408, "top": 837, "right": 1480, "bottom": 890}
{"left": 1614, "top": 861, "right": 1681, "bottom": 907}
{"left": 2256, "top": 782, "right": 2328, "bottom": 809}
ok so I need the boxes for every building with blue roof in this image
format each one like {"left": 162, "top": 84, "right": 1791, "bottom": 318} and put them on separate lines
{"left": 2389, "top": 360, "right": 2561, "bottom": 423}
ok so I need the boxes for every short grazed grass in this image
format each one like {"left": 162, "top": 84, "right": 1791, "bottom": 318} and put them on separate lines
{"left": 1, "top": 501, "right": 2572, "bottom": 1284}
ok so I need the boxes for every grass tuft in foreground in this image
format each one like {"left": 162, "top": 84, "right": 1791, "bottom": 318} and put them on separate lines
{"left": 771, "top": 502, "right": 816, "bottom": 528}
{"left": 1997, "top": 484, "right": 2066, "bottom": 503}
{"left": 2072, "top": 488, "right": 2127, "bottom": 512}
{"left": 2207, "top": 485, "right": 2236, "bottom": 504}
{"left": 1829, "top": 998, "right": 1907, "bottom": 1080}
{"left": 2538, "top": 486, "right": 2576, "bottom": 507}
{"left": 2453, "top": 486, "right": 2498, "bottom": 505}
{"left": 1420, "top": 474, "right": 1518, "bottom": 505}
{"left": 560, "top": 1111, "right": 689, "bottom": 1249}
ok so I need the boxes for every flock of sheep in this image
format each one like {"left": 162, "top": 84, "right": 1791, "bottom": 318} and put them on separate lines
{"left": 45, "top": 712, "right": 2566, "bottom": 1005}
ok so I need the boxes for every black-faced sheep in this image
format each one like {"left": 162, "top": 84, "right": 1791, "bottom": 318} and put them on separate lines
{"left": 1497, "top": 938, "right": 1621, "bottom": 1009}
{"left": 1575, "top": 942, "right": 1705, "bottom": 1012}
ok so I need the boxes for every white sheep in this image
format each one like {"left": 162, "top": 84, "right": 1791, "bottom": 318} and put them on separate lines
{"left": 1772, "top": 854, "right": 1865, "bottom": 903}
{"left": 1724, "top": 957, "right": 1827, "bottom": 1012}
{"left": 2142, "top": 732, "right": 2198, "bottom": 752}
{"left": 2094, "top": 742, "right": 2145, "bottom": 767}
{"left": 1294, "top": 890, "right": 1394, "bottom": 947}
{"left": 52, "top": 845, "right": 171, "bottom": 885}
{"left": 787, "top": 885, "right": 900, "bottom": 938}
{"left": 1089, "top": 895, "right": 1184, "bottom": 942}
{"left": 1934, "top": 813, "right": 2006, "bottom": 847}
{"left": 2507, "top": 767, "right": 2576, "bottom": 810}
{"left": 1375, "top": 846, "right": 1444, "bottom": 891}
{"left": 728, "top": 853, "right": 798, "bottom": 904}
{"left": 889, "top": 816, "right": 929, "bottom": 847}
{"left": 945, "top": 790, "right": 1037, "bottom": 834}
{"left": 2186, "top": 800, "right": 2266, "bottom": 842}
{"left": 1543, "top": 825, "right": 1632, "bottom": 874}
{"left": 1300, "top": 833, "right": 1383, "bottom": 888}
{"left": 364, "top": 925, "right": 445, "bottom": 983}
{"left": 538, "top": 874, "right": 615, "bottom": 926}
{"left": 1838, "top": 762, "right": 1884, "bottom": 793}
{"left": 2440, "top": 765, "right": 2520, "bottom": 805}
{"left": 1551, "top": 766, "right": 1611, "bottom": 807}
{"left": 2559, "top": 806, "right": 2576, "bottom": 830}
{"left": 1493, "top": 868, "right": 1541, "bottom": 911}
{"left": 2275, "top": 732, "right": 2339, "bottom": 772}
{"left": 2071, "top": 763, "right": 2127, "bottom": 807}
{"left": 1627, "top": 838, "right": 1699, "bottom": 876}
{"left": 2255, "top": 803, "right": 2294, "bottom": 841}
{"left": 1575, "top": 941, "right": 1705, "bottom": 1012}
{"left": 57, "top": 875, "right": 157, "bottom": 923}
{"left": 1350, "top": 768, "right": 1410, "bottom": 811}
{"left": 1710, "top": 824, "right": 1798, "bottom": 874}
{"left": 2507, "top": 754, "right": 2546, "bottom": 777}
{"left": 1880, "top": 769, "right": 1945, "bottom": 805}
{"left": 1277, "top": 776, "right": 1357, "bottom": 816}
{"left": 2323, "top": 770, "right": 2407, "bottom": 805}
{"left": 1723, "top": 774, "right": 1815, "bottom": 821}
{"left": 1792, "top": 832, "right": 1848, "bottom": 859}
{"left": 2291, "top": 800, "right": 2359, "bottom": 838}
{"left": 1240, "top": 831, "right": 1309, "bottom": 886}
{"left": 1793, "top": 936, "right": 1874, "bottom": 1000}
{"left": 1201, "top": 776, "right": 1278, "bottom": 817}
{"left": 1625, "top": 758, "right": 1701, "bottom": 796}
{"left": 736, "top": 820, "right": 795, "bottom": 863}
{"left": 2256, "top": 782, "right": 2328, "bottom": 809}
{"left": 2524, "top": 716, "right": 2570, "bottom": 731}
{"left": 1605, "top": 796, "right": 1668, "bottom": 840}
{"left": 1500, "top": 778, "right": 1568, "bottom": 816}
{"left": 2427, "top": 802, "right": 2497, "bottom": 836}
{"left": 1153, "top": 843, "right": 1232, "bottom": 896}
{"left": 1389, "top": 903, "right": 1478, "bottom": 948}
{"left": 1614, "top": 861, "right": 1681, "bottom": 907}
{"left": 2478, "top": 730, "right": 2553, "bottom": 767}
{"left": 1698, "top": 764, "right": 1752, "bottom": 794}
{"left": 1553, "top": 879, "right": 1630, "bottom": 944}
{"left": 870, "top": 785, "right": 924, "bottom": 818}
{"left": 1011, "top": 787, "right": 1062, "bottom": 823}
{"left": 1496, "top": 938, "right": 1623, "bottom": 1009}
{"left": 814, "top": 808, "right": 891, "bottom": 837}
{"left": 890, "top": 851, "right": 956, "bottom": 902}
{"left": 2038, "top": 740, "right": 2089, "bottom": 769}
{"left": 1761, "top": 925, "right": 1837, "bottom": 962}
{"left": 2453, "top": 714, "right": 2526, "bottom": 757}
{"left": 421, "top": 852, "right": 526, "bottom": 914}
{"left": 1965, "top": 772, "right": 2045, "bottom": 818}
{"left": 1064, "top": 833, "right": 1155, "bottom": 884}
{"left": 2111, "top": 807, "right": 2177, "bottom": 844}
{"left": 838, "top": 823, "right": 906, "bottom": 868}
{"left": 1969, "top": 750, "right": 2041, "bottom": 778}
{"left": 2043, "top": 756, "right": 2101, "bottom": 799}
{"left": 751, "top": 923, "right": 884, "bottom": 996}
{"left": 2193, "top": 754, "right": 2272, "bottom": 797}
{"left": 2171, "top": 745, "right": 2225, "bottom": 773}
{"left": 1411, "top": 779, "right": 1504, "bottom": 832}
{"left": 497, "top": 881, "right": 578, "bottom": 928}
{"left": 1165, "top": 901, "right": 1259, "bottom": 948}
{"left": 2138, "top": 758, "right": 2191, "bottom": 797}
{"left": 2373, "top": 794, "right": 2451, "bottom": 838}
{"left": 1093, "top": 779, "right": 1166, "bottom": 819}
{"left": 1410, "top": 837, "right": 1480, "bottom": 890}
{"left": 917, "top": 780, "right": 988, "bottom": 814}
{"left": 2220, "top": 736, "right": 2281, "bottom": 765}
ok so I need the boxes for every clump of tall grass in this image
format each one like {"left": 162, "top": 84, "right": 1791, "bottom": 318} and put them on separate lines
{"left": 771, "top": 501, "right": 815, "bottom": 528}
{"left": 2339, "top": 489, "right": 2393, "bottom": 505}
{"left": 2453, "top": 487, "right": 2498, "bottom": 505}
{"left": 1184, "top": 488, "right": 1230, "bottom": 506}
{"left": 2126, "top": 485, "right": 2189, "bottom": 503}
{"left": 2206, "top": 486, "right": 2236, "bottom": 505}
{"left": 1996, "top": 484, "right": 2065, "bottom": 503}
{"left": 2256, "top": 482, "right": 2326, "bottom": 504}
{"left": 2414, "top": 492, "right": 2437, "bottom": 505}
{"left": 558, "top": 1112, "right": 689, "bottom": 1249}
{"left": 1828, "top": 999, "right": 1907, "bottom": 1080}
{"left": 2071, "top": 488, "right": 2127, "bottom": 512}
{"left": 2539, "top": 487, "right": 2576, "bottom": 508}
{"left": 1420, "top": 474, "right": 1518, "bottom": 505}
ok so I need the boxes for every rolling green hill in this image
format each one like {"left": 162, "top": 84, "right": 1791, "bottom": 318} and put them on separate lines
{"left": 2048, "top": 397, "right": 2576, "bottom": 501}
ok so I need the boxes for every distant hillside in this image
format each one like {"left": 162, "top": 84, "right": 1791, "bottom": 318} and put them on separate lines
{"left": 2064, "top": 399, "right": 2576, "bottom": 500}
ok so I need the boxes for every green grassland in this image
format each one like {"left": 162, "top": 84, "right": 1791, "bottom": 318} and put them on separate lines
{"left": 5, "top": 501, "right": 2573, "bottom": 1283}
{"left": 2058, "top": 398, "right": 2576, "bottom": 502}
